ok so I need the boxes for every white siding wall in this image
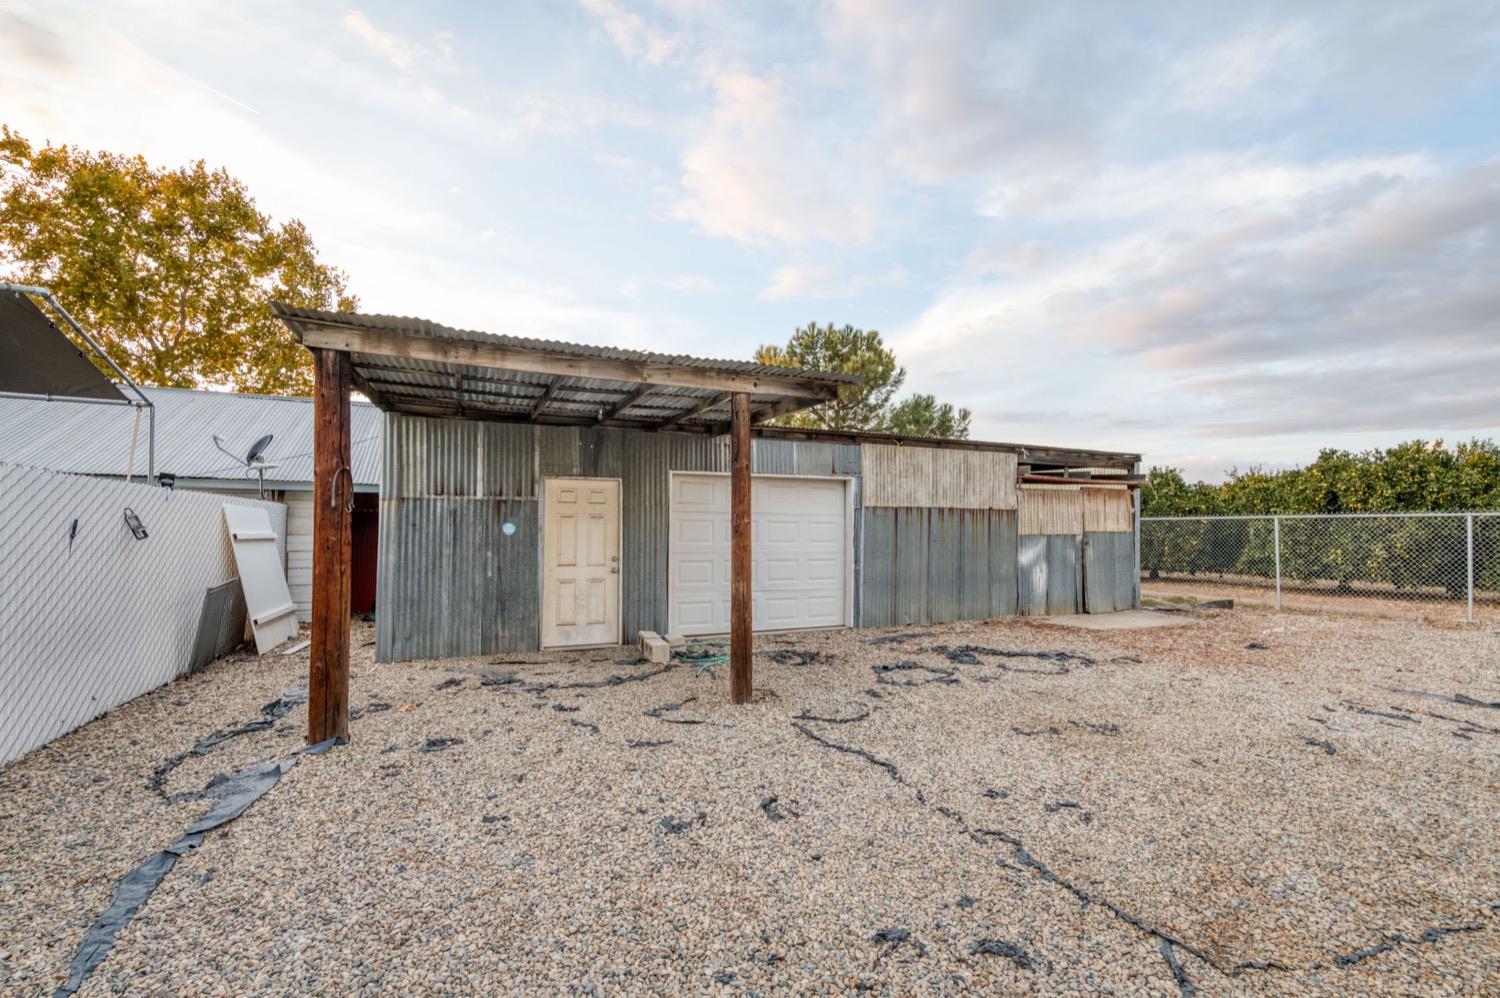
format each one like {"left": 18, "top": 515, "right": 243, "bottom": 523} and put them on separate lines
{"left": 0, "top": 463, "right": 287, "bottom": 764}
{"left": 285, "top": 492, "right": 314, "bottom": 621}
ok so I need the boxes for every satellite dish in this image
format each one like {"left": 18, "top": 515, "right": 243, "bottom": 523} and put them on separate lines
{"left": 246, "top": 433, "right": 274, "bottom": 464}
{"left": 210, "top": 431, "right": 279, "bottom": 499}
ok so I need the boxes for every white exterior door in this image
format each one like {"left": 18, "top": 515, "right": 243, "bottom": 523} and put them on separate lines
{"left": 543, "top": 478, "right": 621, "bottom": 647}
{"left": 669, "top": 473, "right": 848, "bottom": 636}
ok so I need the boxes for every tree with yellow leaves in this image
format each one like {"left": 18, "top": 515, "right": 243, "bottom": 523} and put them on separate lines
{"left": 0, "top": 126, "right": 355, "bottom": 394}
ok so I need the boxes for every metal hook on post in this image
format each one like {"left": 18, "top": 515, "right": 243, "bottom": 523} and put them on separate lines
{"left": 329, "top": 464, "right": 354, "bottom": 513}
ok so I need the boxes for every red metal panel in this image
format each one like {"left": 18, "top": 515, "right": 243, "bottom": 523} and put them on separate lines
{"left": 350, "top": 492, "right": 379, "bottom": 614}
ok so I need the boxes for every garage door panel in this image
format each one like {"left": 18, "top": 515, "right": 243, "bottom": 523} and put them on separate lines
{"left": 802, "top": 594, "right": 841, "bottom": 621}
{"left": 805, "top": 520, "right": 842, "bottom": 545}
{"left": 670, "top": 473, "right": 848, "bottom": 636}
{"left": 762, "top": 518, "right": 799, "bottom": 545}
{"left": 806, "top": 557, "right": 840, "bottom": 582}
{"left": 677, "top": 515, "right": 717, "bottom": 545}
{"left": 676, "top": 477, "right": 720, "bottom": 506}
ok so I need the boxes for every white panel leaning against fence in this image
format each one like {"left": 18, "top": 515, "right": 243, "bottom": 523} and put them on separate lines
{"left": 1139, "top": 511, "right": 1499, "bottom": 623}
{"left": 0, "top": 463, "right": 287, "bottom": 765}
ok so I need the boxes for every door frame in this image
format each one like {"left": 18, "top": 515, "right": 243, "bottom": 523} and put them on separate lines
{"left": 665, "top": 470, "right": 855, "bottom": 637}
{"left": 539, "top": 476, "right": 624, "bottom": 649}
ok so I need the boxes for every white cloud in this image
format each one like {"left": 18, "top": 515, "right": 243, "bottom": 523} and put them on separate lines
{"left": 1163, "top": 22, "right": 1315, "bottom": 112}
{"left": 340, "top": 7, "right": 460, "bottom": 110}
{"left": 758, "top": 262, "right": 907, "bottom": 302}
{"left": 665, "top": 274, "right": 719, "bottom": 292}
{"left": 578, "top": 0, "right": 682, "bottom": 66}
{"left": 672, "top": 70, "right": 877, "bottom": 244}
{"left": 342, "top": 9, "right": 417, "bottom": 71}
{"left": 896, "top": 155, "right": 1500, "bottom": 458}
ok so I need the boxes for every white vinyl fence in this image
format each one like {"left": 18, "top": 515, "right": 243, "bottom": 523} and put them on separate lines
{"left": 0, "top": 463, "right": 287, "bottom": 764}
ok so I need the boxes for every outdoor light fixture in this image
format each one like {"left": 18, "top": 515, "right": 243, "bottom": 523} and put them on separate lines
{"left": 157, "top": 472, "right": 176, "bottom": 489}
{"left": 122, "top": 507, "right": 148, "bottom": 541}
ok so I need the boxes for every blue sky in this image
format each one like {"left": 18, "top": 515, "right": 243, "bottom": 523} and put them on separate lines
{"left": 3, "top": 0, "right": 1498, "bottom": 480}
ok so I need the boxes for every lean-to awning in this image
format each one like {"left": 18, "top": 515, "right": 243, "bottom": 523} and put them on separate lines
{"left": 271, "top": 304, "right": 854, "bottom": 430}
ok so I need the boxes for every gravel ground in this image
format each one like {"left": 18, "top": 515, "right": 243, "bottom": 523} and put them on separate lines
{"left": 2, "top": 609, "right": 1497, "bottom": 996}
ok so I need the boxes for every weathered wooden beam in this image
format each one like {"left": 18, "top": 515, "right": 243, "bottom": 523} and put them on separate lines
{"left": 750, "top": 395, "right": 825, "bottom": 423}
{"left": 729, "top": 391, "right": 752, "bottom": 706}
{"left": 309, "top": 348, "right": 352, "bottom": 745}
{"left": 293, "top": 320, "right": 840, "bottom": 400}
{"left": 660, "top": 391, "right": 730, "bottom": 429}
{"left": 529, "top": 377, "right": 563, "bottom": 419}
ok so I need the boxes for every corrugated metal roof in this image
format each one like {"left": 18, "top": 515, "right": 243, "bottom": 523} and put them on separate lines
{"left": 272, "top": 304, "right": 859, "bottom": 385}
{"left": 0, "top": 386, "right": 381, "bottom": 486}
{"left": 273, "top": 304, "right": 859, "bottom": 430}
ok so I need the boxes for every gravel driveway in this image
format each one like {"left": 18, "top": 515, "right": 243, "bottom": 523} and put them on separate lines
{"left": 2, "top": 610, "right": 1496, "bottom": 996}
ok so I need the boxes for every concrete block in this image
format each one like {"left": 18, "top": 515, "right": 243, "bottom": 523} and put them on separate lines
{"left": 639, "top": 631, "right": 671, "bottom": 664}
{"left": 665, "top": 633, "right": 686, "bottom": 650}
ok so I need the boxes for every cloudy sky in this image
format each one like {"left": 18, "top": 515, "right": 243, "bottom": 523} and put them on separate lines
{"left": 3, "top": 0, "right": 1498, "bottom": 479}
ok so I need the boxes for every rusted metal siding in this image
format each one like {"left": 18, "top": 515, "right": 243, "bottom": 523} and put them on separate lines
{"left": 1082, "top": 487, "right": 1132, "bottom": 533}
{"left": 861, "top": 443, "right": 1017, "bottom": 509}
{"left": 859, "top": 508, "right": 1017, "bottom": 627}
{"left": 1019, "top": 484, "right": 1084, "bottom": 536}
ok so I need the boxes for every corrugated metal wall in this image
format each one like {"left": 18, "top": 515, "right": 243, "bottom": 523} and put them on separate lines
{"left": 377, "top": 415, "right": 872, "bottom": 660}
{"left": 1017, "top": 534, "right": 1081, "bottom": 615}
{"left": 859, "top": 508, "right": 1017, "bottom": 627}
{"left": 861, "top": 444, "right": 1018, "bottom": 509}
{"left": 0, "top": 462, "right": 286, "bottom": 764}
{"left": 376, "top": 414, "right": 1134, "bottom": 660}
{"left": 1083, "top": 532, "right": 1138, "bottom": 613}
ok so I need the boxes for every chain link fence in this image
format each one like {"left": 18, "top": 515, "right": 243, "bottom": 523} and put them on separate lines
{"left": 1140, "top": 512, "right": 1499, "bottom": 623}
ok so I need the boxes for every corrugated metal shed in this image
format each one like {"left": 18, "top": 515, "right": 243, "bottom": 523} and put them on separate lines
{"left": 861, "top": 444, "right": 1018, "bottom": 509}
{"left": 0, "top": 387, "right": 381, "bottom": 488}
{"left": 375, "top": 416, "right": 876, "bottom": 660}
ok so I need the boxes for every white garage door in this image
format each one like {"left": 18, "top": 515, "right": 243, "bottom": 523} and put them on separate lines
{"left": 669, "top": 473, "right": 848, "bottom": 636}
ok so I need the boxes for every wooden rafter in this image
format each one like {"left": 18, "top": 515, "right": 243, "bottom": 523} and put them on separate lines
{"left": 659, "top": 391, "right": 730, "bottom": 429}
{"left": 529, "top": 377, "right": 564, "bottom": 419}
{"left": 601, "top": 384, "right": 653, "bottom": 423}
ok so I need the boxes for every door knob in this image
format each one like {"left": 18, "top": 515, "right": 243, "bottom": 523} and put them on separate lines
{"left": 610, "top": 567, "right": 619, "bottom": 574}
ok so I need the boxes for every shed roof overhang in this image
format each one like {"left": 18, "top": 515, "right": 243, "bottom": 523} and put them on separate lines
{"left": 272, "top": 304, "right": 855, "bottom": 432}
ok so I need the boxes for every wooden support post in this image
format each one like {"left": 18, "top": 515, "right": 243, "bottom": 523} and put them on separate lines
{"left": 309, "top": 348, "right": 352, "bottom": 743}
{"left": 729, "top": 391, "right": 753, "bottom": 705}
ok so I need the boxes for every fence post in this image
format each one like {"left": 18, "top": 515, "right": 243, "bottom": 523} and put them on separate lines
{"left": 1273, "top": 515, "right": 1282, "bottom": 611}
{"left": 1133, "top": 492, "right": 1142, "bottom": 608}
{"left": 1467, "top": 512, "right": 1475, "bottom": 623}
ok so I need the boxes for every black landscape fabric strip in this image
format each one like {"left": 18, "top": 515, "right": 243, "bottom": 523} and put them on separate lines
{"left": 54, "top": 741, "right": 338, "bottom": 997}
{"left": 148, "top": 688, "right": 306, "bottom": 799}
